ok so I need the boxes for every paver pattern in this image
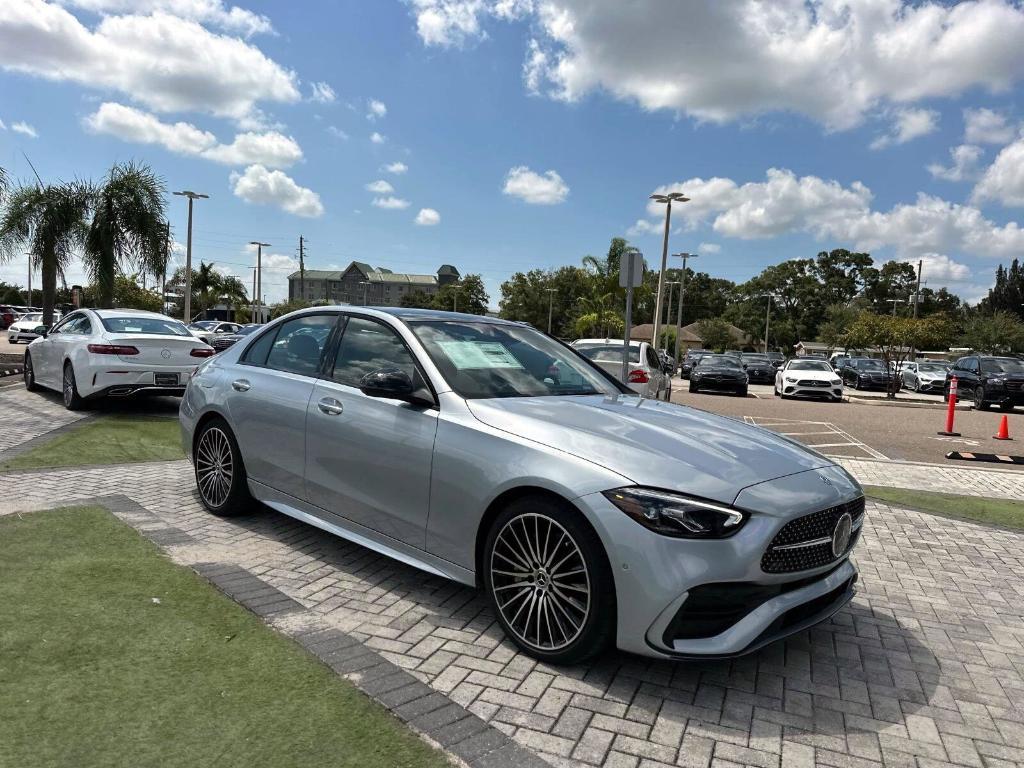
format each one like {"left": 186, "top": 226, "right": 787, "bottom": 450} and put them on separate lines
{"left": 0, "top": 387, "right": 89, "bottom": 453}
{"left": 840, "top": 457, "right": 1024, "bottom": 500}
{"left": 3, "top": 387, "right": 1024, "bottom": 768}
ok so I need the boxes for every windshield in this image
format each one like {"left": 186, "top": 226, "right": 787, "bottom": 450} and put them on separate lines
{"left": 236, "top": 324, "right": 261, "bottom": 336}
{"left": 983, "top": 358, "right": 1024, "bottom": 374}
{"left": 918, "top": 363, "right": 947, "bottom": 373}
{"left": 188, "top": 321, "right": 217, "bottom": 330}
{"left": 102, "top": 317, "right": 192, "bottom": 336}
{"left": 575, "top": 344, "right": 641, "bottom": 364}
{"left": 412, "top": 321, "right": 623, "bottom": 399}
{"left": 789, "top": 360, "right": 832, "bottom": 371}
{"left": 855, "top": 359, "right": 884, "bottom": 370}
{"left": 19, "top": 313, "right": 42, "bottom": 323}
{"left": 742, "top": 354, "right": 769, "bottom": 364}
{"left": 698, "top": 355, "right": 742, "bottom": 369}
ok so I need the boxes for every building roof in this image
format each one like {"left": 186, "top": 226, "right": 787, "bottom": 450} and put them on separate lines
{"left": 289, "top": 269, "right": 342, "bottom": 280}
{"left": 629, "top": 323, "right": 702, "bottom": 343}
{"left": 366, "top": 270, "right": 437, "bottom": 285}
{"left": 288, "top": 260, "right": 442, "bottom": 286}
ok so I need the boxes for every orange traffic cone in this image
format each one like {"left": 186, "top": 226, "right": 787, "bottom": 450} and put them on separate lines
{"left": 994, "top": 415, "right": 1012, "bottom": 440}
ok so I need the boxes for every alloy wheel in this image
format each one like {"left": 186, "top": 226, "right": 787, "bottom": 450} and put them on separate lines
{"left": 490, "top": 512, "right": 591, "bottom": 652}
{"left": 975, "top": 386, "right": 986, "bottom": 410}
{"left": 63, "top": 366, "right": 75, "bottom": 407}
{"left": 24, "top": 355, "right": 32, "bottom": 388}
{"left": 196, "top": 426, "right": 234, "bottom": 508}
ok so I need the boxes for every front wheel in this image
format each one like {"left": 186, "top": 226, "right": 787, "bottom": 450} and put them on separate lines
{"left": 24, "top": 352, "right": 39, "bottom": 392}
{"left": 483, "top": 496, "right": 615, "bottom": 665}
{"left": 62, "top": 362, "right": 83, "bottom": 410}
{"left": 974, "top": 386, "right": 989, "bottom": 411}
{"left": 737, "top": 386, "right": 748, "bottom": 397}
{"left": 688, "top": 382, "right": 698, "bottom": 393}
{"left": 194, "top": 419, "right": 252, "bottom": 516}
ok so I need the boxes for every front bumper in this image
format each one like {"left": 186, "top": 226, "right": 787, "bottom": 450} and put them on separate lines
{"left": 782, "top": 381, "right": 843, "bottom": 399}
{"left": 746, "top": 370, "right": 774, "bottom": 383}
{"left": 8, "top": 330, "right": 39, "bottom": 343}
{"left": 692, "top": 376, "right": 745, "bottom": 391}
{"left": 577, "top": 464, "right": 862, "bottom": 658}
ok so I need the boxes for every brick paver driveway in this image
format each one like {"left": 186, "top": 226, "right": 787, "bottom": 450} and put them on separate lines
{"left": 3, "top": 385, "right": 1023, "bottom": 768}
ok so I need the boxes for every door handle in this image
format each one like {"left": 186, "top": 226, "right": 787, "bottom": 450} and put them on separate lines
{"left": 318, "top": 397, "right": 344, "bottom": 415}
{"left": 231, "top": 379, "right": 251, "bottom": 392}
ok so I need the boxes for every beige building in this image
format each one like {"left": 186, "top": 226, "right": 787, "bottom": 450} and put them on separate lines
{"left": 289, "top": 261, "right": 460, "bottom": 305}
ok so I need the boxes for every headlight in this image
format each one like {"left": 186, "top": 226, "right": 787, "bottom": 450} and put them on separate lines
{"left": 785, "top": 377, "right": 797, "bottom": 383}
{"left": 989, "top": 377, "right": 1006, "bottom": 386}
{"left": 602, "top": 487, "right": 746, "bottom": 538}
{"left": 832, "top": 378, "right": 842, "bottom": 385}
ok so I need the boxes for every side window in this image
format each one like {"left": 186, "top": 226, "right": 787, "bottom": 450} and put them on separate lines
{"left": 264, "top": 315, "right": 337, "bottom": 376}
{"left": 49, "top": 314, "right": 74, "bottom": 334}
{"left": 331, "top": 316, "right": 418, "bottom": 388}
{"left": 645, "top": 347, "right": 659, "bottom": 368}
{"left": 966, "top": 357, "right": 979, "bottom": 373}
{"left": 62, "top": 315, "right": 89, "bottom": 334}
{"left": 241, "top": 327, "right": 278, "bottom": 366}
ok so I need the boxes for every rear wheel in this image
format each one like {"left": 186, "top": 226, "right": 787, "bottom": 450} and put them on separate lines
{"left": 62, "top": 362, "right": 83, "bottom": 410}
{"left": 483, "top": 496, "right": 615, "bottom": 665}
{"left": 194, "top": 418, "right": 252, "bottom": 516}
{"left": 23, "top": 352, "right": 38, "bottom": 392}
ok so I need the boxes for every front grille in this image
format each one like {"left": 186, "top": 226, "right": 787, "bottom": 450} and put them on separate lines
{"left": 797, "top": 380, "right": 828, "bottom": 387}
{"left": 761, "top": 497, "right": 864, "bottom": 573}
{"left": 1006, "top": 381, "right": 1024, "bottom": 392}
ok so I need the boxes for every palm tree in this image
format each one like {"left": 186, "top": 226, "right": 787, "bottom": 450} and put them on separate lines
{"left": 192, "top": 261, "right": 222, "bottom": 317}
{"left": 86, "top": 162, "right": 167, "bottom": 307}
{"left": 219, "top": 275, "right": 249, "bottom": 319}
{"left": 0, "top": 166, "right": 8, "bottom": 202}
{"left": 0, "top": 182, "right": 91, "bottom": 326}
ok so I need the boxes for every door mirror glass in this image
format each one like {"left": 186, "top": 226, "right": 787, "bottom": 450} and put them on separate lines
{"left": 33, "top": 325, "right": 47, "bottom": 338}
{"left": 359, "top": 367, "right": 415, "bottom": 399}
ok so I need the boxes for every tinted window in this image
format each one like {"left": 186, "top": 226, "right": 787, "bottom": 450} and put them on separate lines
{"left": 983, "top": 358, "right": 1024, "bottom": 374}
{"left": 789, "top": 360, "right": 832, "bottom": 371}
{"left": 241, "top": 327, "right": 277, "bottom": 366}
{"left": 698, "top": 355, "right": 742, "bottom": 369}
{"left": 331, "top": 317, "right": 418, "bottom": 387}
{"left": 576, "top": 344, "right": 641, "bottom": 364}
{"left": 855, "top": 359, "right": 884, "bottom": 370}
{"left": 645, "top": 347, "right": 659, "bottom": 368}
{"left": 101, "top": 317, "right": 191, "bottom": 336}
{"left": 264, "top": 314, "right": 336, "bottom": 376}
{"left": 62, "top": 315, "right": 92, "bottom": 334}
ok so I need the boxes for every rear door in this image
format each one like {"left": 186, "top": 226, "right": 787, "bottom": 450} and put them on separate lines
{"left": 224, "top": 313, "right": 339, "bottom": 499}
{"left": 305, "top": 314, "right": 438, "bottom": 548}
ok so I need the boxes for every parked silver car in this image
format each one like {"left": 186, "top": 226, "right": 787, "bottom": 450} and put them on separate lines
{"left": 180, "top": 307, "right": 863, "bottom": 663}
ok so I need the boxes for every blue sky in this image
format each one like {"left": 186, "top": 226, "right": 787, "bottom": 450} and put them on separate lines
{"left": 2, "top": 0, "right": 1024, "bottom": 307}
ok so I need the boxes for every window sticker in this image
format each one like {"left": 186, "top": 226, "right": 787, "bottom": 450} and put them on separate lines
{"left": 437, "top": 341, "right": 525, "bottom": 370}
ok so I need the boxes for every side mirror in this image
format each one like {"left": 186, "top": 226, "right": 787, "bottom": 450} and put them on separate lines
{"left": 33, "top": 325, "right": 47, "bottom": 338}
{"left": 359, "top": 367, "right": 432, "bottom": 405}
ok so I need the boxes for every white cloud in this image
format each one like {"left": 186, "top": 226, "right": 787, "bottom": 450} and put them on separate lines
{"left": 964, "top": 107, "right": 1017, "bottom": 145}
{"left": 365, "top": 179, "right": 394, "bottom": 194}
{"left": 230, "top": 164, "right": 324, "bottom": 217}
{"left": 637, "top": 168, "right": 1024, "bottom": 264}
{"left": 901, "top": 253, "right": 972, "bottom": 283}
{"left": 372, "top": 196, "right": 410, "bottom": 210}
{"left": 11, "top": 120, "right": 37, "bottom": 137}
{"left": 0, "top": 0, "right": 300, "bottom": 121}
{"left": 870, "top": 108, "right": 939, "bottom": 150}
{"left": 382, "top": 161, "right": 408, "bottom": 174}
{"left": 370, "top": 131, "right": 385, "bottom": 144}
{"left": 927, "top": 144, "right": 984, "bottom": 182}
{"left": 326, "top": 125, "right": 349, "bottom": 140}
{"left": 0, "top": 118, "right": 6, "bottom": 129}
{"left": 698, "top": 242, "right": 721, "bottom": 254}
{"left": 59, "top": 0, "right": 274, "bottom": 36}
{"left": 415, "top": 207, "right": 441, "bottom": 225}
{"left": 973, "top": 137, "right": 1024, "bottom": 207}
{"left": 83, "top": 102, "right": 302, "bottom": 167}
{"left": 626, "top": 218, "right": 660, "bottom": 237}
{"left": 502, "top": 165, "right": 568, "bottom": 204}
{"left": 367, "top": 98, "right": 387, "bottom": 120}
{"left": 413, "top": 0, "right": 1024, "bottom": 131}
{"left": 309, "top": 81, "right": 335, "bottom": 104}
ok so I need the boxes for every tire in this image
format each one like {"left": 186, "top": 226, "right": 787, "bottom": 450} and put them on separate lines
{"left": 689, "top": 382, "right": 698, "bottom": 393}
{"left": 24, "top": 352, "right": 39, "bottom": 392}
{"left": 483, "top": 495, "right": 615, "bottom": 665}
{"left": 737, "top": 386, "right": 748, "bottom": 397}
{"left": 62, "top": 362, "right": 84, "bottom": 410}
{"left": 773, "top": 384, "right": 780, "bottom": 397}
{"left": 974, "top": 386, "right": 989, "bottom": 411}
{"left": 664, "top": 380, "right": 672, "bottom": 401}
{"left": 194, "top": 418, "right": 252, "bottom": 516}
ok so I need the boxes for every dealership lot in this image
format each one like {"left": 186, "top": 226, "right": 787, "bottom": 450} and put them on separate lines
{"left": 3, "top": 385, "right": 1024, "bottom": 768}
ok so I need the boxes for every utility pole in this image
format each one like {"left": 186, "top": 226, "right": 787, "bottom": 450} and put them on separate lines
{"left": 649, "top": 192, "right": 690, "bottom": 354}
{"left": 173, "top": 190, "right": 209, "bottom": 322}
{"left": 359, "top": 280, "right": 370, "bottom": 305}
{"left": 887, "top": 298, "right": 905, "bottom": 317}
{"left": 162, "top": 221, "right": 170, "bottom": 315}
{"left": 663, "top": 281, "right": 680, "bottom": 351}
{"left": 250, "top": 267, "right": 257, "bottom": 321}
{"left": 762, "top": 294, "right": 772, "bottom": 354}
{"left": 26, "top": 253, "right": 32, "bottom": 306}
{"left": 298, "top": 235, "right": 305, "bottom": 301}
{"left": 453, "top": 287, "right": 460, "bottom": 313}
{"left": 545, "top": 288, "right": 557, "bottom": 334}
{"left": 912, "top": 259, "right": 923, "bottom": 320}
{"left": 250, "top": 241, "right": 270, "bottom": 322}
{"left": 672, "top": 253, "right": 698, "bottom": 371}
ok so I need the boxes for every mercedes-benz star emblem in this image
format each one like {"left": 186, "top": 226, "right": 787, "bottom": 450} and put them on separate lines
{"left": 160, "top": 348, "right": 171, "bottom": 359}
{"left": 832, "top": 513, "right": 853, "bottom": 557}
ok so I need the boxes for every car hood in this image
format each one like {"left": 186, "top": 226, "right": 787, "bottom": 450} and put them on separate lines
{"left": 784, "top": 369, "right": 835, "bottom": 380}
{"left": 694, "top": 366, "right": 745, "bottom": 375}
{"left": 467, "top": 395, "right": 833, "bottom": 505}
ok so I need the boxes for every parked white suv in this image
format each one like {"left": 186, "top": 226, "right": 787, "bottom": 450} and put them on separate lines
{"left": 571, "top": 338, "right": 670, "bottom": 399}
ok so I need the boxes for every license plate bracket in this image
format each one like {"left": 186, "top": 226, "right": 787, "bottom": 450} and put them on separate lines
{"left": 155, "top": 373, "right": 179, "bottom": 386}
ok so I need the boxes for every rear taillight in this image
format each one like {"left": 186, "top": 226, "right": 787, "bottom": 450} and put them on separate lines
{"left": 628, "top": 369, "right": 649, "bottom": 383}
{"left": 190, "top": 347, "right": 215, "bottom": 357}
{"left": 88, "top": 344, "right": 139, "bottom": 355}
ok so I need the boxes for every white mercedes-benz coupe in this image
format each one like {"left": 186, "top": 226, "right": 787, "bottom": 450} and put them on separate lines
{"left": 24, "top": 308, "right": 214, "bottom": 409}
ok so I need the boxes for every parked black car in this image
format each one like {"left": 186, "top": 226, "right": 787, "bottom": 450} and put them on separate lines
{"left": 689, "top": 354, "right": 748, "bottom": 396}
{"left": 679, "top": 349, "right": 709, "bottom": 379}
{"left": 740, "top": 353, "right": 776, "bottom": 384}
{"left": 840, "top": 357, "right": 897, "bottom": 391}
{"left": 209, "top": 323, "right": 262, "bottom": 352}
{"left": 766, "top": 351, "right": 785, "bottom": 369}
{"left": 944, "top": 355, "right": 1024, "bottom": 411}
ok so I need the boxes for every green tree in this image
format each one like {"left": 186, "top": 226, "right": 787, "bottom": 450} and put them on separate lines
{"left": 0, "top": 181, "right": 92, "bottom": 326}
{"left": 695, "top": 318, "right": 735, "bottom": 352}
{"left": 574, "top": 311, "right": 623, "bottom": 339}
{"left": 0, "top": 166, "right": 8, "bottom": 202}
{"left": 978, "top": 260, "right": 1024, "bottom": 318}
{"left": 220, "top": 275, "right": 249, "bottom": 318}
{"left": 818, "top": 303, "right": 861, "bottom": 351}
{"left": 434, "top": 274, "right": 489, "bottom": 315}
{"left": 89, "top": 274, "right": 163, "bottom": 312}
{"left": 498, "top": 265, "right": 592, "bottom": 336}
{"left": 270, "top": 298, "right": 312, "bottom": 319}
{"left": 192, "top": 261, "right": 222, "bottom": 316}
{"left": 400, "top": 289, "right": 435, "bottom": 309}
{"left": 843, "top": 312, "right": 955, "bottom": 397}
{"left": 960, "top": 312, "right": 1024, "bottom": 354}
{"left": 85, "top": 162, "right": 167, "bottom": 307}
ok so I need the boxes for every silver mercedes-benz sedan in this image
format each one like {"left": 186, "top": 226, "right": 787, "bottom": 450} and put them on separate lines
{"left": 180, "top": 307, "right": 863, "bottom": 664}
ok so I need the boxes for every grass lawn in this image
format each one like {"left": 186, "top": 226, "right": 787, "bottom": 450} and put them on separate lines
{"left": 0, "top": 415, "right": 182, "bottom": 471}
{"left": 864, "top": 485, "right": 1024, "bottom": 530}
{"left": 0, "top": 506, "right": 451, "bottom": 768}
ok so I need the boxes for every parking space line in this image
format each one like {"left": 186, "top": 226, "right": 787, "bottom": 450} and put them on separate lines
{"left": 743, "top": 415, "right": 888, "bottom": 461}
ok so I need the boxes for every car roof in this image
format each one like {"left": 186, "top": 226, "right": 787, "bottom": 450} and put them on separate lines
{"left": 92, "top": 308, "right": 176, "bottom": 319}
{"left": 573, "top": 338, "right": 642, "bottom": 347}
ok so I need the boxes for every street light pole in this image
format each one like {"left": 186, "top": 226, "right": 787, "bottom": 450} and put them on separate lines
{"left": 762, "top": 294, "right": 772, "bottom": 354}
{"left": 173, "top": 190, "right": 208, "bottom": 321}
{"left": 663, "top": 281, "right": 680, "bottom": 350}
{"left": 649, "top": 192, "right": 689, "bottom": 354}
{"left": 887, "top": 298, "right": 905, "bottom": 317}
{"left": 249, "top": 241, "right": 270, "bottom": 322}
{"left": 359, "top": 280, "right": 370, "bottom": 305}
{"left": 672, "top": 253, "right": 698, "bottom": 371}
{"left": 545, "top": 288, "right": 557, "bottom": 334}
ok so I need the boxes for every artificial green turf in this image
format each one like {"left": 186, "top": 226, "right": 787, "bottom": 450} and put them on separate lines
{"left": 0, "top": 506, "right": 451, "bottom": 768}
{"left": 0, "top": 415, "right": 183, "bottom": 471}
{"left": 864, "top": 485, "right": 1024, "bottom": 530}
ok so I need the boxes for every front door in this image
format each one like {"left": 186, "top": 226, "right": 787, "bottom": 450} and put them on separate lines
{"left": 305, "top": 315, "right": 438, "bottom": 548}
